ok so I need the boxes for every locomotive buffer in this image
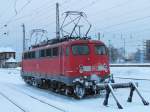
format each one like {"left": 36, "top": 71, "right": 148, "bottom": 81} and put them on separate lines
{"left": 98, "top": 82, "right": 149, "bottom": 109}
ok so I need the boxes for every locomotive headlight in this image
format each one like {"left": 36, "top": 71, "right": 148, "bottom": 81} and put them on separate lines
{"left": 84, "top": 76, "right": 87, "bottom": 79}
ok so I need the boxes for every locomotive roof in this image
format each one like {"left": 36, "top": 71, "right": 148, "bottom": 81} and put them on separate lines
{"left": 24, "top": 39, "right": 105, "bottom": 53}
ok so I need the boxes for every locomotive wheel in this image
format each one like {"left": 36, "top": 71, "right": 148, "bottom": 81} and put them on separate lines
{"left": 74, "top": 84, "right": 85, "bottom": 99}
{"left": 32, "top": 79, "right": 37, "bottom": 87}
{"left": 65, "top": 86, "right": 73, "bottom": 96}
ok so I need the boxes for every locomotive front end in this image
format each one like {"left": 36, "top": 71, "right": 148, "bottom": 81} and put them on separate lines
{"left": 68, "top": 40, "right": 112, "bottom": 98}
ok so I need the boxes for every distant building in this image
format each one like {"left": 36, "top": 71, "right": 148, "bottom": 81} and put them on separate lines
{"left": 134, "top": 49, "right": 141, "bottom": 62}
{"left": 5, "top": 57, "right": 17, "bottom": 68}
{"left": 146, "top": 40, "right": 150, "bottom": 61}
{"left": 0, "top": 47, "right": 16, "bottom": 68}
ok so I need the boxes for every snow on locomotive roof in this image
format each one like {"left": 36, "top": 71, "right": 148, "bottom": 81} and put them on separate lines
{"left": 0, "top": 47, "right": 15, "bottom": 53}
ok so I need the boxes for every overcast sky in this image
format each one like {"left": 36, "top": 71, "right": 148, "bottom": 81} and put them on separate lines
{"left": 0, "top": 0, "right": 150, "bottom": 60}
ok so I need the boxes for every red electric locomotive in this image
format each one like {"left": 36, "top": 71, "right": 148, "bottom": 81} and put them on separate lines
{"left": 21, "top": 37, "right": 112, "bottom": 98}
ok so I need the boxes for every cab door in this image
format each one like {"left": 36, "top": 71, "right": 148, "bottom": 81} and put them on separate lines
{"left": 59, "top": 45, "right": 69, "bottom": 75}
{"left": 59, "top": 46, "right": 64, "bottom": 75}
{"left": 64, "top": 46, "right": 70, "bottom": 76}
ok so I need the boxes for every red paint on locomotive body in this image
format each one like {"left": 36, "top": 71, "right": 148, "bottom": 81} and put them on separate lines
{"left": 22, "top": 39, "right": 110, "bottom": 85}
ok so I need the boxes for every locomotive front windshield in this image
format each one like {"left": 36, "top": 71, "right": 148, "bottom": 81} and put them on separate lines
{"left": 95, "top": 45, "right": 107, "bottom": 55}
{"left": 72, "top": 45, "right": 89, "bottom": 55}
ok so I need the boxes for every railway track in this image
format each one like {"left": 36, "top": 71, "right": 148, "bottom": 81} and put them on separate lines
{"left": 0, "top": 92, "right": 28, "bottom": 112}
{"left": 5, "top": 84, "right": 66, "bottom": 112}
{"left": 18, "top": 90, "right": 66, "bottom": 112}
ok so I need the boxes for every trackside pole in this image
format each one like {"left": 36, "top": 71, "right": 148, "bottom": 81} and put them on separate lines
{"left": 101, "top": 82, "right": 149, "bottom": 109}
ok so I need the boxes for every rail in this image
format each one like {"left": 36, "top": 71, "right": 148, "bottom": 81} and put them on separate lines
{"left": 0, "top": 92, "right": 27, "bottom": 112}
{"left": 6, "top": 84, "right": 66, "bottom": 112}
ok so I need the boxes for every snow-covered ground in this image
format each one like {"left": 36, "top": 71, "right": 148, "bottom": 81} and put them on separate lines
{"left": 0, "top": 67, "right": 149, "bottom": 112}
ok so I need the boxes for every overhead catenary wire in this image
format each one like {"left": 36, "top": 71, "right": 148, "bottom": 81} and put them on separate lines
{"left": 88, "top": 0, "right": 134, "bottom": 19}
{"left": 2, "top": 0, "right": 71, "bottom": 28}
{"left": 97, "top": 15, "right": 150, "bottom": 31}
{"left": 1, "top": 0, "right": 148, "bottom": 28}
{"left": 25, "top": 0, "right": 73, "bottom": 27}
{"left": 78, "top": 0, "right": 101, "bottom": 11}
{"left": 2, "top": 1, "right": 72, "bottom": 37}
{"left": 93, "top": 4, "right": 150, "bottom": 30}
{"left": 0, "top": 0, "right": 33, "bottom": 30}
{"left": 0, "top": 0, "right": 141, "bottom": 28}
{"left": 70, "top": 0, "right": 150, "bottom": 38}
{"left": 99, "top": 19, "right": 150, "bottom": 35}
{"left": 75, "top": 0, "right": 150, "bottom": 35}
{"left": 1, "top": 0, "right": 150, "bottom": 39}
{"left": 0, "top": 0, "right": 56, "bottom": 27}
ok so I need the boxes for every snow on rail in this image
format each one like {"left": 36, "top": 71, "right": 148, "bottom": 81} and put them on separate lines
{"left": 7, "top": 84, "right": 66, "bottom": 112}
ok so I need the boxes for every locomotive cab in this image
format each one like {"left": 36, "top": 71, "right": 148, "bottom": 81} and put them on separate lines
{"left": 60, "top": 40, "right": 111, "bottom": 98}
{"left": 64, "top": 40, "right": 110, "bottom": 81}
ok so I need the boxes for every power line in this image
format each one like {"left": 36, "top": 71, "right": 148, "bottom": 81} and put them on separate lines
{"left": 79, "top": 0, "right": 100, "bottom": 11}
{"left": 95, "top": 4, "right": 150, "bottom": 27}
{"left": 89, "top": 0, "right": 133, "bottom": 18}
{"left": 98, "top": 15, "right": 150, "bottom": 31}
{"left": 14, "top": 0, "right": 18, "bottom": 15}
{"left": 3, "top": 0, "right": 150, "bottom": 39}
{"left": 16, "top": 0, "right": 32, "bottom": 14}
{"left": 0, "top": 0, "right": 33, "bottom": 27}
{"left": 3, "top": 0, "right": 70, "bottom": 27}
{"left": 0, "top": 0, "right": 56, "bottom": 27}
{"left": 100, "top": 19, "right": 150, "bottom": 35}
{"left": 25, "top": 1, "right": 72, "bottom": 29}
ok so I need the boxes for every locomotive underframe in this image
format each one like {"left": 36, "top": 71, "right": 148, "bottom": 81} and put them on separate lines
{"left": 21, "top": 71, "right": 111, "bottom": 85}
{"left": 21, "top": 71, "right": 112, "bottom": 97}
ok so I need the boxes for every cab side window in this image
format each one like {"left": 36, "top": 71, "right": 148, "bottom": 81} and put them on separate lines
{"left": 66, "top": 47, "right": 69, "bottom": 56}
{"left": 40, "top": 49, "right": 46, "bottom": 57}
{"left": 46, "top": 48, "right": 52, "bottom": 57}
{"left": 52, "top": 47, "right": 59, "bottom": 57}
